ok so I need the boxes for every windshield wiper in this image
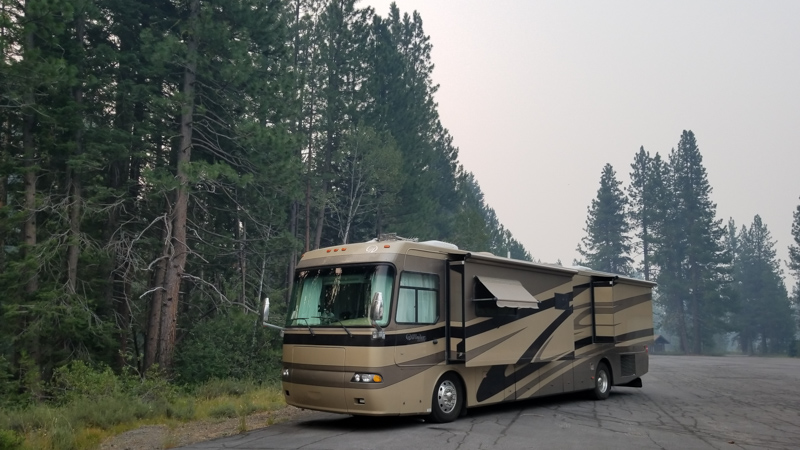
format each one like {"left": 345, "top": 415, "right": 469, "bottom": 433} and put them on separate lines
{"left": 297, "top": 318, "right": 315, "bottom": 336}
{"left": 331, "top": 320, "right": 353, "bottom": 338}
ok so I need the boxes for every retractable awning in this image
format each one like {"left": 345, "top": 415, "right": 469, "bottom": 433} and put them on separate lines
{"left": 473, "top": 276, "right": 539, "bottom": 309}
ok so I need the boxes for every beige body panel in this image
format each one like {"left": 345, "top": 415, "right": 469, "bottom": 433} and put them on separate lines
{"left": 593, "top": 284, "right": 616, "bottom": 338}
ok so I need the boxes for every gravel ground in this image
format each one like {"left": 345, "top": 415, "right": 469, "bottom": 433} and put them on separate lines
{"left": 99, "top": 406, "right": 312, "bottom": 450}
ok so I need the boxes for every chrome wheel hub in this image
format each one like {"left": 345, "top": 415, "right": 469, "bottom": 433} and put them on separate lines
{"left": 437, "top": 380, "right": 458, "bottom": 414}
{"left": 597, "top": 370, "right": 608, "bottom": 393}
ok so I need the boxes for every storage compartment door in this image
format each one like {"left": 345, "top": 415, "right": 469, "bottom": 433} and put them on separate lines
{"left": 592, "top": 278, "right": 616, "bottom": 343}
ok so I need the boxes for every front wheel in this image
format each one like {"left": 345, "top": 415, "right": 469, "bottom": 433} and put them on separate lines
{"left": 429, "top": 373, "right": 463, "bottom": 423}
{"left": 591, "top": 362, "right": 611, "bottom": 400}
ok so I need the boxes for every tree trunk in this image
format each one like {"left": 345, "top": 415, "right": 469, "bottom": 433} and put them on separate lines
{"left": 692, "top": 297, "right": 701, "bottom": 354}
{"left": 20, "top": 16, "right": 39, "bottom": 374}
{"left": 642, "top": 225, "right": 650, "bottom": 281}
{"left": 376, "top": 201, "right": 382, "bottom": 238}
{"left": 114, "top": 261, "right": 132, "bottom": 370}
{"left": 66, "top": 173, "right": 81, "bottom": 294}
{"left": 143, "top": 221, "right": 169, "bottom": 372}
{"left": 313, "top": 128, "right": 333, "bottom": 250}
{"left": 107, "top": 7, "right": 148, "bottom": 370}
{"left": 239, "top": 212, "right": 247, "bottom": 309}
{"left": 286, "top": 200, "right": 298, "bottom": 304}
{"left": 691, "top": 265, "right": 701, "bottom": 354}
{"left": 314, "top": 182, "right": 327, "bottom": 250}
{"left": 305, "top": 178, "right": 311, "bottom": 251}
{"left": 0, "top": 120, "right": 8, "bottom": 272}
{"left": 156, "top": 0, "right": 199, "bottom": 371}
{"left": 66, "top": 14, "right": 85, "bottom": 295}
{"left": 675, "top": 293, "right": 689, "bottom": 354}
{"left": 23, "top": 90, "right": 37, "bottom": 294}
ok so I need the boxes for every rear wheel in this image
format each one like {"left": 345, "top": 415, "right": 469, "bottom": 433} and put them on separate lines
{"left": 429, "top": 373, "right": 463, "bottom": 423}
{"left": 591, "top": 362, "right": 611, "bottom": 400}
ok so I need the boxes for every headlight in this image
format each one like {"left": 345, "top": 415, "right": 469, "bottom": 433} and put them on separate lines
{"left": 351, "top": 373, "right": 383, "bottom": 383}
{"left": 282, "top": 368, "right": 290, "bottom": 378}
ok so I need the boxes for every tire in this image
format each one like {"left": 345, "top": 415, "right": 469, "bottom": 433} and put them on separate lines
{"left": 429, "top": 373, "right": 463, "bottom": 423}
{"left": 591, "top": 362, "right": 611, "bottom": 400}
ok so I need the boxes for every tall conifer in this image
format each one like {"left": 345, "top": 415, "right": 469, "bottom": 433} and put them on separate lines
{"left": 789, "top": 197, "right": 800, "bottom": 327}
{"left": 628, "top": 147, "right": 668, "bottom": 281}
{"left": 577, "top": 163, "right": 632, "bottom": 275}
{"left": 733, "top": 216, "right": 794, "bottom": 353}
{"left": 659, "top": 130, "right": 729, "bottom": 354}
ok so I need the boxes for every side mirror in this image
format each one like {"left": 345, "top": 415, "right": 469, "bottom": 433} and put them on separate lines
{"left": 369, "top": 292, "right": 385, "bottom": 340}
{"left": 261, "top": 297, "right": 285, "bottom": 333}
{"left": 369, "top": 292, "right": 384, "bottom": 321}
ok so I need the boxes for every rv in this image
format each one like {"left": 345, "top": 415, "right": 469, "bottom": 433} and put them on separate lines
{"left": 274, "top": 236, "right": 654, "bottom": 422}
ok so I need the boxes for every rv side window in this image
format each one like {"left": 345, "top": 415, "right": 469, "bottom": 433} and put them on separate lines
{"left": 474, "top": 279, "right": 517, "bottom": 317}
{"left": 475, "top": 301, "right": 518, "bottom": 317}
{"left": 396, "top": 272, "right": 439, "bottom": 324}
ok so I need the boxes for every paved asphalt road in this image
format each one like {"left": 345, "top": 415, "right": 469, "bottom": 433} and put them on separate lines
{"left": 180, "top": 356, "right": 800, "bottom": 450}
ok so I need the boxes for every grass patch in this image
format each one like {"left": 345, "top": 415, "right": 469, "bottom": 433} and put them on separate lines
{"left": 194, "top": 378, "right": 258, "bottom": 400}
{"left": 208, "top": 404, "right": 238, "bottom": 419}
{"left": 0, "top": 380, "right": 285, "bottom": 450}
{"left": 0, "top": 429, "right": 23, "bottom": 450}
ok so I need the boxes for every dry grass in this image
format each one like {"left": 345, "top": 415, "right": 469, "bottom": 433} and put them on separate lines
{"left": 1, "top": 383, "right": 288, "bottom": 450}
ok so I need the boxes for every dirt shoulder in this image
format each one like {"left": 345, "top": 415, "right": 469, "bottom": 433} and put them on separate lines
{"left": 100, "top": 406, "right": 312, "bottom": 450}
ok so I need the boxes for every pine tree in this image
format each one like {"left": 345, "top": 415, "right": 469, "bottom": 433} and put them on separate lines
{"left": 657, "top": 130, "right": 729, "bottom": 354}
{"left": 577, "top": 163, "right": 632, "bottom": 274}
{"left": 652, "top": 158, "right": 689, "bottom": 352}
{"left": 137, "top": 0, "right": 297, "bottom": 373}
{"left": 578, "top": 164, "right": 632, "bottom": 275}
{"left": 310, "top": 0, "right": 372, "bottom": 249}
{"left": 365, "top": 5, "right": 449, "bottom": 240}
{"left": 733, "top": 216, "right": 794, "bottom": 353}
{"left": 0, "top": 0, "right": 121, "bottom": 384}
{"left": 628, "top": 147, "right": 668, "bottom": 281}
{"left": 789, "top": 197, "right": 800, "bottom": 327}
{"left": 330, "top": 124, "right": 402, "bottom": 244}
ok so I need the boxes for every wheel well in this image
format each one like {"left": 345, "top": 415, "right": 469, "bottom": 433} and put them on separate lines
{"left": 599, "top": 358, "right": 614, "bottom": 384}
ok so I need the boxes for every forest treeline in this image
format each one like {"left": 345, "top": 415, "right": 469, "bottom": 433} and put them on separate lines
{"left": 2, "top": 0, "right": 798, "bottom": 411}
{"left": 577, "top": 130, "right": 800, "bottom": 355}
{"left": 0, "top": 0, "right": 532, "bottom": 400}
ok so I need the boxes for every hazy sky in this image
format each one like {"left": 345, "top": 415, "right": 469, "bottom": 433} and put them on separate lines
{"left": 365, "top": 1, "right": 800, "bottom": 285}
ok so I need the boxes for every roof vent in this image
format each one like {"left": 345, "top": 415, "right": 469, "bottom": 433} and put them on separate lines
{"left": 377, "top": 233, "right": 417, "bottom": 242}
{"left": 420, "top": 240, "right": 459, "bottom": 250}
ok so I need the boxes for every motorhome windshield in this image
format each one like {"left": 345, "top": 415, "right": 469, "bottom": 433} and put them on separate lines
{"left": 287, "top": 264, "right": 394, "bottom": 328}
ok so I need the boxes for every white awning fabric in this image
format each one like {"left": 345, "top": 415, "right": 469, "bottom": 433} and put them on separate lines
{"left": 474, "top": 276, "right": 539, "bottom": 309}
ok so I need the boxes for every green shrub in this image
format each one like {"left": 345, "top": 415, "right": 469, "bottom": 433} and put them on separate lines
{"left": 51, "top": 361, "right": 120, "bottom": 404}
{"left": 194, "top": 378, "right": 257, "bottom": 400}
{"left": 0, "top": 356, "right": 22, "bottom": 410}
{"left": 6, "top": 404, "right": 53, "bottom": 432}
{"left": 165, "top": 399, "right": 196, "bottom": 421}
{"left": 120, "top": 365, "right": 180, "bottom": 403}
{"left": 208, "top": 403, "right": 238, "bottom": 419}
{"left": 47, "top": 418, "right": 77, "bottom": 450}
{"left": 65, "top": 396, "right": 152, "bottom": 429}
{"left": 238, "top": 400, "right": 258, "bottom": 417}
{"left": 174, "top": 310, "right": 282, "bottom": 384}
{"left": 0, "top": 429, "right": 23, "bottom": 450}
